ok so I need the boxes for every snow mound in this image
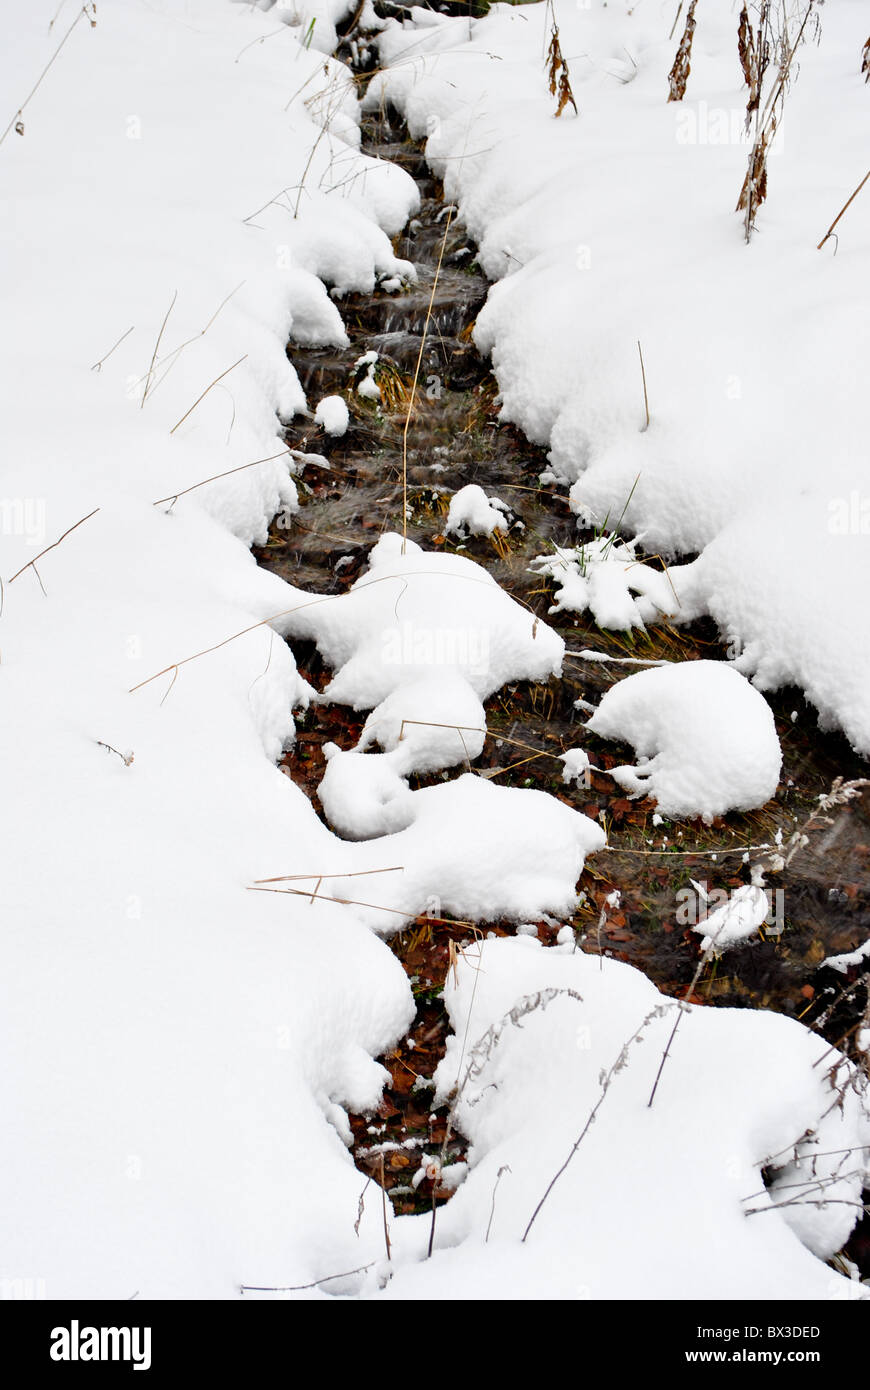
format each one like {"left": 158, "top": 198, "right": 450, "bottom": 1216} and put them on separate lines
{"left": 695, "top": 883, "right": 770, "bottom": 955}
{"left": 446, "top": 484, "right": 510, "bottom": 538}
{"left": 586, "top": 661, "right": 782, "bottom": 822}
{"left": 378, "top": 936, "right": 870, "bottom": 1300}
{"left": 319, "top": 744, "right": 416, "bottom": 839}
{"left": 355, "top": 674, "right": 487, "bottom": 773}
{"left": 328, "top": 773, "right": 606, "bottom": 933}
{"left": 314, "top": 394, "right": 350, "bottom": 437}
{"left": 284, "top": 532, "right": 564, "bottom": 712}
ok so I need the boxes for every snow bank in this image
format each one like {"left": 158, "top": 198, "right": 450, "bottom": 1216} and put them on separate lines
{"left": 381, "top": 937, "right": 870, "bottom": 1300}
{"left": 586, "top": 661, "right": 782, "bottom": 822}
{"left": 367, "top": 1, "right": 870, "bottom": 753}
{"left": 0, "top": 0, "right": 421, "bottom": 1298}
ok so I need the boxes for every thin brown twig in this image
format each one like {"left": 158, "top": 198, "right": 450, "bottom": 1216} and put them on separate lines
{"left": 0, "top": 4, "right": 94, "bottom": 149}
{"left": 169, "top": 355, "right": 247, "bottom": 435}
{"left": 637, "top": 340, "right": 650, "bottom": 430}
{"left": 141, "top": 291, "right": 178, "bottom": 407}
{"left": 90, "top": 325, "right": 134, "bottom": 372}
{"left": 7, "top": 508, "right": 100, "bottom": 585}
{"left": 247, "top": 885, "right": 476, "bottom": 929}
{"left": 240, "top": 1262, "right": 376, "bottom": 1294}
{"left": 379, "top": 1155, "right": 391, "bottom": 1261}
{"left": 152, "top": 449, "right": 293, "bottom": 509}
{"left": 252, "top": 867, "right": 404, "bottom": 885}
{"left": 128, "top": 569, "right": 546, "bottom": 698}
{"left": 817, "top": 169, "right": 870, "bottom": 251}
{"left": 139, "top": 282, "right": 246, "bottom": 401}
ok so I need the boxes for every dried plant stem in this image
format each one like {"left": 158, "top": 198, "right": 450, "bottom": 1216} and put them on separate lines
{"left": 427, "top": 1192, "right": 437, "bottom": 1258}
{"left": 523, "top": 1004, "right": 665, "bottom": 1241}
{"left": 485, "top": 1165, "right": 511, "bottom": 1242}
{"left": 0, "top": 3, "right": 95, "bottom": 149}
{"left": 379, "top": 1155, "right": 392, "bottom": 1261}
{"left": 169, "top": 355, "right": 247, "bottom": 435}
{"left": 129, "top": 569, "right": 543, "bottom": 700}
{"left": 240, "top": 1262, "right": 376, "bottom": 1294}
{"left": 137, "top": 281, "right": 245, "bottom": 401}
{"left": 666, "top": 0, "right": 698, "bottom": 102}
{"left": 152, "top": 448, "right": 292, "bottom": 509}
{"left": 141, "top": 291, "right": 177, "bottom": 406}
{"left": 637, "top": 340, "right": 650, "bottom": 430}
{"left": 817, "top": 169, "right": 870, "bottom": 251}
{"left": 397, "top": 718, "right": 567, "bottom": 771}
{"left": 253, "top": 867, "right": 404, "bottom": 886}
{"left": 248, "top": 884, "right": 475, "bottom": 930}
{"left": 90, "top": 325, "right": 134, "bottom": 373}
{"left": 7, "top": 507, "right": 100, "bottom": 587}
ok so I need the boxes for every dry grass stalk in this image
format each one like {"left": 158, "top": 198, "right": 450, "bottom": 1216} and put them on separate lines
{"left": 129, "top": 568, "right": 545, "bottom": 701}
{"left": 667, "top": 0, "right": 699, "bottom": 102}
{"left": 737, "top": 1, "right": 820, "bottom": 242}
{"left": 141, "top": 291, "right": 177, "bottom": 407}
{"left": 524, "top": 1002, "right": 669, "bottom": 1240}
{"left": 240, "top": 1261, "right": 376, "bottom": 1295}
{"left": 137, "top": 282, "right": 245, "bottom": 402}
{"left": 169, "top": 355, "right": 246, "bottom": 435}
{"left": 90, "top": 325, "right": 134, "bottom": 373}
{"left": 546, "top": 5, "right": 578, "bottom": 118}
{"left": 637, "top": 340, "right": 650, "bottom": 429}
{"left": 7, "top": 507, "right": 100, "bottom": 591}
{"left": 152, "top": 448, "right": 293, "bottom": 510}
{"left": 817, "top": 169, "right": 870, "bottom": 252}
{"left": 0, "top": 3, "right": 96, "bottom": 149}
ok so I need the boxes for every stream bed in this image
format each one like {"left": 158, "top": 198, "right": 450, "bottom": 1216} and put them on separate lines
{"left": 254, "top": 91, "right": 869, "bottom": 1259}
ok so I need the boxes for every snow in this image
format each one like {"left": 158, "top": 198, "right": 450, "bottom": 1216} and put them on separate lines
{"left": 355, "top": 673, "right": 487, "bottom": 773}
{"left": 823, "top": 938, "right": 870, "bottom": 976}
{"left": 559, "top": 748, "right": 591, "bottom": 788}
{"left": 586, "top": 661, "right": 783, "bottom": 822}
{"left": 0, "top": 0, "right": 419, "bottom": 1299}
{"left": 445, "top": 483, "right": 510, "bottom": 538}
{"left": 694, "top": 884, "right": 771, "bottom": 956}
{"left": 531, "top": 533, "right": 674, "bottom": 630}
{"left": 324, "top": 772, "right": 607, "bottom": 932}
{"left": 314, "top": 394, "right": 350, "bottom": 436}
{"left": 379, "top": 936, "right": 870, "bottom": 1300}
{"left": 281, "top": 532, "right": 565, "bottom": 718}
{"left": 367, "top": 0, "right": 870, "bottom": 755}
{"left": 2, "top": 0, "right": 867, "bottom": 1304}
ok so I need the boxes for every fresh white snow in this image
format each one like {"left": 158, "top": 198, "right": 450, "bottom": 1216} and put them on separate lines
{"left": 1, "top": 0, "right": 867, "bottom": 1305}
{"left": 586, "top": 661, "right": 783, "bottom": 822}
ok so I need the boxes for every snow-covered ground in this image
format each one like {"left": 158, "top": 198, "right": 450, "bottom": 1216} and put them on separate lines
{"left": 1, "top": 0, "right": 867, "bottom": 1301}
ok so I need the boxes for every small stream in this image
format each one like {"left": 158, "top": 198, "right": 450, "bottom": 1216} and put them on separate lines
{"left": 254, "top": 78, "right": 869, "bottom": 1258}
